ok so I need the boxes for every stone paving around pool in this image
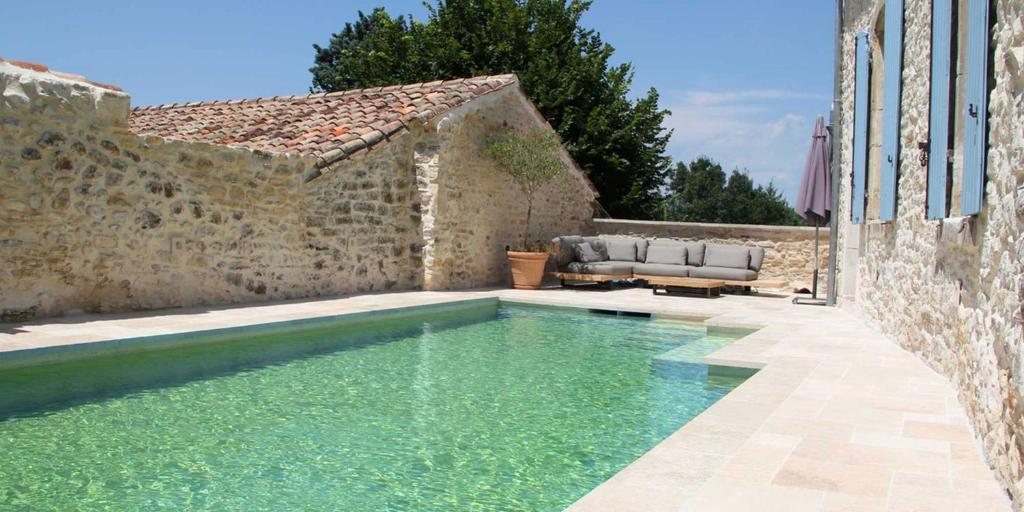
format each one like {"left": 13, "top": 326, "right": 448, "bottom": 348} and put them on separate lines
{"left": 0, "top": 287, "right": 1010, "bottom": 511}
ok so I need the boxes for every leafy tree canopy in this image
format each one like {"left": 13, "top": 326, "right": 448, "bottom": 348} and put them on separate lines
{"left": 660, "top": 157, "right": 803, "bottom": 226}
{"left": 310, "top": 0, "right": 671, "bottom": 219}
{"left": 483, "top": 129, "right": 568, "bottom": 249}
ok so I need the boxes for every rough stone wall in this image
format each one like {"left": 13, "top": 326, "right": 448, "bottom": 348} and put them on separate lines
{"left": 0, "top": 64, "right": 596, "bottom": 319}
{"left": 0, "top": 63, "right": 424, "bottom": 320}
{"left": 592, "top": 219, "right": 830, "bottom": 292}
{"left": 835, "top": 0, "right": 1024, "bottom": 505}
{"left": 417, "top": 87, "right": 595, "bottom": 289}
{"left": 298, "top": 135, "right": 426, "bottom": 297}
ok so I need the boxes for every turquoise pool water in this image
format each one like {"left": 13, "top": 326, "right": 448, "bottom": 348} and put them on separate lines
{"left": 0, "top": 301, "right": 747, "bottom": 511}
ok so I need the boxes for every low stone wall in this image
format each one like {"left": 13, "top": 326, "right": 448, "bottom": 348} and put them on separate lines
{"left": 834, "top": 0, "right": 1024, "bottom": 505}
{"left": 0, "top": 62, "right": 595, "bottom": 320}
{"left": 592, "top": 218, "right": 830, "bottom": 291}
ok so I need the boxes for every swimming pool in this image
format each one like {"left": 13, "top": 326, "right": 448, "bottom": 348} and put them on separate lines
{"left": 0, "top": 300, "right": 749, "bottom": 511}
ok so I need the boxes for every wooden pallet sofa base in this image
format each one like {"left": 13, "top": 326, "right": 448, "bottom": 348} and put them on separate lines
{"left": 545, "top": 272, "right": 627, "bottom": 288}
{"left": 720, "top": 278, "right": 788, "bottom": 289}
{"left": 545, "top": 271, "right": 789, "bottom": 296}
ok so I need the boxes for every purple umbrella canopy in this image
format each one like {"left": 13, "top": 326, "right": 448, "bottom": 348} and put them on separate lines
{"left": 795, "top": 116, "right": 832, "bottom": 226}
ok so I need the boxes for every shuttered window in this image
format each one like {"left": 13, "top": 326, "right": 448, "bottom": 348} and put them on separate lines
{"left": 879, "top": 0, "right": 904, "bottom": 222}
{"left": 927, "top": 0, "right": 954, "bottom": 220}
{"left": 851, "top": 32, "right": 871, "bottom": 225}
{"left": 962, "top": 0, "right": 990, "bottom": 216}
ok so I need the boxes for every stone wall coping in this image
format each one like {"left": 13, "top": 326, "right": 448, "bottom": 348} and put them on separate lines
{"left": 593, "top": 218, "right": 829, "bottom": 237}
{"left": 0, "top": 57, "right": 125, "bottom": 93}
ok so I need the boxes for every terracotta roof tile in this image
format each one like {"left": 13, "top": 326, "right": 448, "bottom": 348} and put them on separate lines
{"left": 128, "top": 74, "right": 518, "bottom": 168}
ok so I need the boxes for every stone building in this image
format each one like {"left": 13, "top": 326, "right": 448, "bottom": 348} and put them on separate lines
{"left": 0, "top": 59, "right": 596, "bottom": 320}
{"left": 833, "top": 0, "right": 1023, "bottom": 505}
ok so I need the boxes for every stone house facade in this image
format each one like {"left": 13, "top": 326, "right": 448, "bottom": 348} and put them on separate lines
{"left": 0, "top": 60, "right": 596, "bottom": 320}
{"left": 834, "top": 0, "right": 1023, "bottom": 506}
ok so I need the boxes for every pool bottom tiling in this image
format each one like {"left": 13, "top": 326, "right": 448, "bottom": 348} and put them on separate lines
{"left": 0, "top": 301, "right": 749, "bottom": 511}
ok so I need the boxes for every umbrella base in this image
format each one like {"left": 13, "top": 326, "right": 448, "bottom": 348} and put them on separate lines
{"left": 793, "top": 296, "right": 828, "bottom": 306}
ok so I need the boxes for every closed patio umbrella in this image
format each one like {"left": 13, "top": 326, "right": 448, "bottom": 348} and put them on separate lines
{"left": 793, "top": 116, "right": 831, "bottom": 305}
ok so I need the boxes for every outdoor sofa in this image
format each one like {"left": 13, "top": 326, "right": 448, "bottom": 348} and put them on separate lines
{"left": 550, "top": 236, "right": 767, "bottom": 284}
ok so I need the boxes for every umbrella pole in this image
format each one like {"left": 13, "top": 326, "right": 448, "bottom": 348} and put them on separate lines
{"left": 794, "top": 220, "right": 827, "bottom": 306}
{"left": 812, "top": 222, "right": 820, "bottom": 299}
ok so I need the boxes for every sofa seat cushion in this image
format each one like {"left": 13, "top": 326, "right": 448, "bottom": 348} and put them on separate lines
{"left": 704, "top": 244, "right": 751, "bottom": 270}
{"left": 691, "top": 266, "right": 757, "bottom": 281}
{"left": 567, "top": 261, "right": 634, "bottom": 276}
{"left": 633, "top": 263, "right": 695, "bottom": 277}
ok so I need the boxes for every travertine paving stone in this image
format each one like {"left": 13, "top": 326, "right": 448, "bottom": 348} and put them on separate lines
{"left": 832, "top": 1, "right": 1023, "bottom": 506}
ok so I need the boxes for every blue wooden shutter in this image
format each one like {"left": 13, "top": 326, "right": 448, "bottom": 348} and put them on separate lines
{"left": 927, "top": 0, "right": 954, "bottom": 219}
{"left": 879, "top": 0, "right": 905, "bottom": 221}
{"left": 962, "top": 0, "right": 990, "bottom": 216}
{"left": 851, "top": 32, "right": 870, "bottom": 225}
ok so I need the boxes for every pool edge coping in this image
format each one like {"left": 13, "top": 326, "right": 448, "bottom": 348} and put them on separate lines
{"left": 0, "top": 297, "right": 501, "bottom": 370}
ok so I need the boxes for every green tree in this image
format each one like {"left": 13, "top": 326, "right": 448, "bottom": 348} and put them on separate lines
{"left": 660, "top": 157, "right": 802, "bottom": 226}
{"left": 660, "top": 157, "right": 726, "bottom": 223}
{"left": 310, "top": 0, "right": 671, "bottom": 219}
{"left": 483, "top": 129, "right": 569, "bottom": 249}
{"left": 722, "top": 170, "right": 756, "bottom": 222}
{"left": 311, "top": 9, "right": 433, "bottom": 91}
{"left": 747, "top": 182, "right": 803, "bottom": 225}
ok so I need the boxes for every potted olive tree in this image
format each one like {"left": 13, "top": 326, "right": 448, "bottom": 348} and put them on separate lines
{"left": 484, "top": 129, "right": 569, "bottom": 290}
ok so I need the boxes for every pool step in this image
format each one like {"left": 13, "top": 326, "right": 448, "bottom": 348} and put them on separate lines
{"left": 588, "top": 308, "right": 652, "bottom": 318}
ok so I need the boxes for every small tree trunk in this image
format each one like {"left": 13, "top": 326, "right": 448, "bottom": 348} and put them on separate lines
{"left": 523, "top": 198, "right": 533, "bottom": 251}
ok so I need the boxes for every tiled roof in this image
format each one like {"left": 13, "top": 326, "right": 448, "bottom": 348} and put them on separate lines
{"left": 128, "top": 75, "right": 519, "bottom": 169}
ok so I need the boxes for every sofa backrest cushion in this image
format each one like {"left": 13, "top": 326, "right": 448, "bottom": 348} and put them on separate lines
{"left": 551, "top": 236, "right": 582, "bottom": 269}
{"left": 650, "top": 240, "right": 705, "bottom": 266}
{"left": 704, "top": 244, "right": 750, "bottom": 270}
{"left": 645, "top": 244, "right": 687, "bottom": 265}
{"left": 582, "top": 236, "right": 608, "bottom": 256}
{"left": 574, "top": 243, "right": 608, "bottom": 263}
{"left": 683, "top": 242, "right": 706, "bottom": 266}
{"left": 604, "top": 238, "right": 637, "bottom": 262}
{"left": 749, "top": 247, "right": 765, "bottom": 271}
{"left": 636, "top": 239, "right": 650, "bottom": 262}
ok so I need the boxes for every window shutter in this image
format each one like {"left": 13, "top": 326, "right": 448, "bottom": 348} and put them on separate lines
{"left": 927, "top": 0, "right": 954, "bottom": 220}
{"left": 851, "top": 32, "right": 870, "bottom": 225}
{"left": 962, "top": 0, "right": 990, "bottom": 216}
{"left": 879, "top": 0, "right": 905, "bottom": 222}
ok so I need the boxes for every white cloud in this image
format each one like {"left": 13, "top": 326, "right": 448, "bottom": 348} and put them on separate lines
{"left": 662, "top": 89, "right": 830, "bottom": 203}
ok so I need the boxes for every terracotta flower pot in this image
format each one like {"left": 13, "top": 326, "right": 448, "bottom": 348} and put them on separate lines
{"left": 506, "top": 251, "right": 549, "bottom": 290}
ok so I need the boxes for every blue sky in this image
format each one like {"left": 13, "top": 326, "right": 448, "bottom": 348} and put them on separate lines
{"left": 1, "top": 0, "right": 834, "bottom": 203}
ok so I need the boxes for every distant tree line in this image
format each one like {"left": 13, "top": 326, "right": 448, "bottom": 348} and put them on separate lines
{"left": 660, "top": 157, "right": 803, "bottom": 226}
{"left": 309, "top": 0, "right": 803, "bottom": 227}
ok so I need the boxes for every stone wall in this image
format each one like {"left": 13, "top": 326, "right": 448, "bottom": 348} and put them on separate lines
{"left": 416, "top": 87, "right": 595, "bottom": 290}
{"left": 592, "top": 218, "right": 829, "bottom": 291}
{"left": 0, "top": 62, "right": 595, "bottom": 319}
{"left": 835, "top": 0, "right": 1024, "bottom": 506}
{"left": 0, "top": 63, "right": 425, "bottom": 320}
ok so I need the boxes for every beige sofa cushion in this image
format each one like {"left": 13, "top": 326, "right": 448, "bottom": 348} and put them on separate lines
{"left": 645, "top": 244, "right": 687, "bottom": 265}
{"left": 704, "top": 244, "right": 751, "bottom": 270}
